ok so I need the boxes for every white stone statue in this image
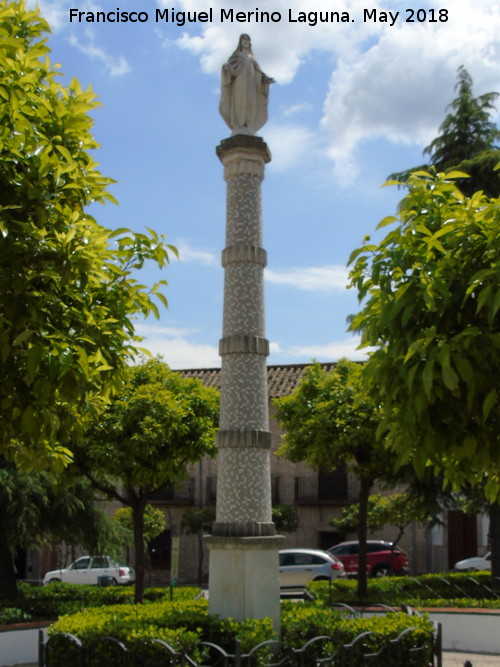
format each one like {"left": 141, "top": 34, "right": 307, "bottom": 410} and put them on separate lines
{"left": 219, "top": 34, "right": 274, "bottom": 136}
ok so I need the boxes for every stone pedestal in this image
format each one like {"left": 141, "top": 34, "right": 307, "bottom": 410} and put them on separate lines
{"left": 206, "top": 535, "right": 283, "bottom": 626}
{"left": 207, "top": 135, "right": 283, "bottom": 630}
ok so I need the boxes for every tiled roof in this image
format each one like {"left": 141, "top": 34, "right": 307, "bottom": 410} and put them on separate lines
{"left": 179, "top": 363, "right": 337, "bottom": 398}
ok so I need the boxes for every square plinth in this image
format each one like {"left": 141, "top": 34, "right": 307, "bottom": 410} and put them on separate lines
{"left": 206, "top": 535, "right": 284, "bottom": 632}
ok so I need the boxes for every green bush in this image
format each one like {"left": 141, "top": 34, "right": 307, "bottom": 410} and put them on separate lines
{"left": 0, "top": 607, "right": 30, "bottom": 624}
{"left": 48, "top": 599, "right": 275, "bottom": 665}
{"left": 0, "top": 583, "right": 200, "bottom": 623}
{"left": 278, "top": 601, "right": 434, "bottom": 665}
{"left": 309, "top": 571, "right": 500, "bottom": 607}
{"left": 46, "top": 597, "right": 435, "bottom": 666}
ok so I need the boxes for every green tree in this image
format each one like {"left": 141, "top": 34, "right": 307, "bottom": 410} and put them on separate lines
{"left": 274, "top": 360, "right": 396, "bottom": 598}
{"left": 332, "top": 493, "right": 431, "bottom": 553}
{"left": 391, "top": 66, "right": 500, "bottom": 197}
{"left": 113, "top": 505, "right": 166, "bottom": 547}
{"left": 77, "top": 359, "right": 219, "bottom": 602}
{"left": 0, "top": 0, "right": 175, "bottom": 469}
{"left": 0, "top": 459, "right": 126, "bottom": 598}
{"left": 349, "top": 171, "right": 500, "bottom": 574}
{"left": 113, "top": 505, "right": 165, "bottom": 587}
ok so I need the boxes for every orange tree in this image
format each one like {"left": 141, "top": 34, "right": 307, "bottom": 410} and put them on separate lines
{"left": 0, "top": 0, "right": 175, "bottom": 596}
{"left": 274, "top": 359, "right": 401, "bottom": 599}
{"left": 0, "top": 0, "right": 175, "bottom": 470}
{"left": 77, "top": 359, "right": 219, "bottom": 603}
{"left": 349, "top": 171, "right": 500, "bottom": 575}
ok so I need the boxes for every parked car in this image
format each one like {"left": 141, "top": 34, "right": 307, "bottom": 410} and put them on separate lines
{"left": 279, "top": 548, "right": 345, "bottom": 587}
{"left": 328, "top": 540, "right": 409, "bottom": 577}
{"left": 43, "top": 556, "right": 135, "bottom": 585}
{"left": 454, "top": 552, "right": 491, "bottom": 571}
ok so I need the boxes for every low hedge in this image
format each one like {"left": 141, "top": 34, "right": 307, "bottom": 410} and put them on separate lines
{"left": 308, "top": 571, "right": 500, "bottom": 607}
{"left": 50, "top": 599, "right": 275, "bottom": 663}
{"left": 1, "top": 582, "right": 200, "bottom": 623}
{"left": 46, "top": 599, "right": 436, "bottom": 666}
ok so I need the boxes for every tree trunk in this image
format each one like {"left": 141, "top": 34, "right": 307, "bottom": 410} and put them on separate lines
{"left": 197, "top": 528, "right": 204, "bottom": 587}
{"left": 132, "top": 496, "right": 147, "bottom": 604}
{"left": 0, "top": 511, "right": 17, "bottom": 599}
{"left": 489, "top": 502, "right": 500, "bottom": 579}
{"left": 356, "top": 477, "right": 372, "bottom": 600}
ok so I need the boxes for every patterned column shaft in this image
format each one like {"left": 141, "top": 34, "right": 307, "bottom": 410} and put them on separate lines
{"left": 213, "top": 135, "right": 275, "bottom": 538}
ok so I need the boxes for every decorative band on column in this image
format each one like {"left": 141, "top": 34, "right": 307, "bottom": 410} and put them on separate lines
{"left": 216, "top": 429, "right": 272, "bottom": 449}
{"left": 221, "top": 245, "right": 267, "bottom": 267}
{"left": 219, "top": 335, "right": 269, "bottom": 356}
{"left": 211, "top": 521, "right": 276, "bottom": 537}
{"left": 217, "top": 135, "right": 271, "bottom": 165}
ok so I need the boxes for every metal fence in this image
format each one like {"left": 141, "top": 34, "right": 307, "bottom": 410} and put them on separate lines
{"left": 39, "top": 622, "right": 442, "bottom": 667}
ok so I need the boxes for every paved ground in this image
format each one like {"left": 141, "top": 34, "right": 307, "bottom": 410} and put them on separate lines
{"left": 442, "top": 653, "right": 500, "bottom": 666}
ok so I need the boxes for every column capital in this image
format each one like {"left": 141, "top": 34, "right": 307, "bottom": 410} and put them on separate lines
{"left": 217, "top": 136, "right": 271, "bottom": 180}
{"left": 217, "top": 135, "right": 271, "bottom": 163}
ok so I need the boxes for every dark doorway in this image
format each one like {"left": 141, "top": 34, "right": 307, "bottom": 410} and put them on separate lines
{"left": 447, "top": 510, "right": 477, "bottom": 568}
{"left": 148, "top": 529, "right": 171, "bottom": 569}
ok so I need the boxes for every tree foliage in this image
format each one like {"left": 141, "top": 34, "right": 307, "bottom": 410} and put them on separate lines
{"left": 332, "top": 493, "right": 431, "bottom": 548}
{"left": 390, "top": 66, "right": 500, "bottom": 197}
{"left": 0, "top": 0, "right": 176, "bottom": 469}
{"left": 349, "top": 172, "right": 499, "bottom": 493}
{"left": 0, "top": 459, "right": 125, "bottom": 598}
{"left": 113, "top": 505, "right": 165, "bottom": 547}
{"left": 78, "top": 359, "right": 219, "bottom": 602}
{"left": 274, "top": 360, "right": 397, "bottom": 598}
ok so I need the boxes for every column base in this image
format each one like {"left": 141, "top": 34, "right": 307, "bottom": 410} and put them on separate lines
{"left": 205, "top": 534, "right": 285, "bottom": 632}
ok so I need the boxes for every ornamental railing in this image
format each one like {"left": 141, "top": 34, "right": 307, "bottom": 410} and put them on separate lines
{"left": 39, "top": 621, "right": 442, "bottom": 667}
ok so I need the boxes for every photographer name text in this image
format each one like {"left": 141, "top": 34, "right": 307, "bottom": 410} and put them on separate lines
{"left": 68, "top": 7, "right": 450, "bottom": 27}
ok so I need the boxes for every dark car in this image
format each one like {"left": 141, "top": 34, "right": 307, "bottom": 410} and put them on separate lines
{"left": 328, "top": 540, "right": 409, "bottom": 577}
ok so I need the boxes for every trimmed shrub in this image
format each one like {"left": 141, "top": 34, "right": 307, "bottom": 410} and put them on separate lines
{"left": 46, "top": 597, "right": 435, "bottom": 666}
{"left": 309, "top": 571, "right": 500, "bottom": 607}
{"left": 278, "top": 601, "right": 434, "bottom": 665}
{"left": 0, "top": 583, "right": 200, "bottom": 624}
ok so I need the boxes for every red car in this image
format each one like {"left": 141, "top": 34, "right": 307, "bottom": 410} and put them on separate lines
{"left": 328, "top": 540, "right": 409, "bottom": 577}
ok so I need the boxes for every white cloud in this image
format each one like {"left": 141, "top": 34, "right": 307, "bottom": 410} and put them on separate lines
{"left": 270, "top": 336, "right": 375, "bottom": 362}
{"left": 34, "top": 0, "right": 69, "bottom": 30}
{"left": 283, "top": 102, "right": 314, "bottom": 117}
{"left": 134, "top": 324, "right": 220, "bottom": 369}
{"left": 265, "top": 265, "right": 349, "bottom": 291}
{"left": 265, "top": 122, "right": 318, "bottom": 171}
{"left": 161, "top": 0, "right": 500, "bottom": 182}
{"left": 174, "top": 239, "right": 218, "bottom": 266}
{"left": 69, "top": 30, "right": 131, "bottom": 76}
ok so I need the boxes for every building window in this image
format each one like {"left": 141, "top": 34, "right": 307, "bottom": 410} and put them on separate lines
{"left": 150, "top": 479, "right": 195, "bottom": 504}
{"left": 295, "top": 468, "right": 348, "bottom": 503}
{"left": 318, "top": 469, "right": 348, "bottom": 501}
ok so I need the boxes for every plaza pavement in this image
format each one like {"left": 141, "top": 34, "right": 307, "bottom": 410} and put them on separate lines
{"left": 442, "top": 653, "right": 500, "bottom": 666}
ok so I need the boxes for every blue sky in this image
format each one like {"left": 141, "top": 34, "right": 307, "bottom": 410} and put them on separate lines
{"left": 32, "top": 0, "right": 500, "bottom": 368}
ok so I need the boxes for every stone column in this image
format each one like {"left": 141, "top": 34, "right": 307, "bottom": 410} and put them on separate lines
{"left": 206, "top": 134, "right": 283, "bottom": 630}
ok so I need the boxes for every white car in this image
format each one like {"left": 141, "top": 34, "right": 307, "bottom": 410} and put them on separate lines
{"left": 454, "top": 552, "right": 491, "bottom": 571}
{"left": 279, "top": 548, "right": 345, "bottom": 587}
{"left": 43, "top": 555, "right": 135, "bottom": 585}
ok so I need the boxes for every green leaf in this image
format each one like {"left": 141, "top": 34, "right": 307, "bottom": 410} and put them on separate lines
{"left": 442, "top": 364, "right": 459, "bottom": 392}
{"left": 27, "top": 345, "right": 43, "bottom": 381}
{"left": 482, "top": 389, "right": 497, "bottom": 422}
{"left": 375, "top": 215, "right": 397, "bottom": 230}
{"left": 422, "top": 358, "right": 435, "bottom": 397}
